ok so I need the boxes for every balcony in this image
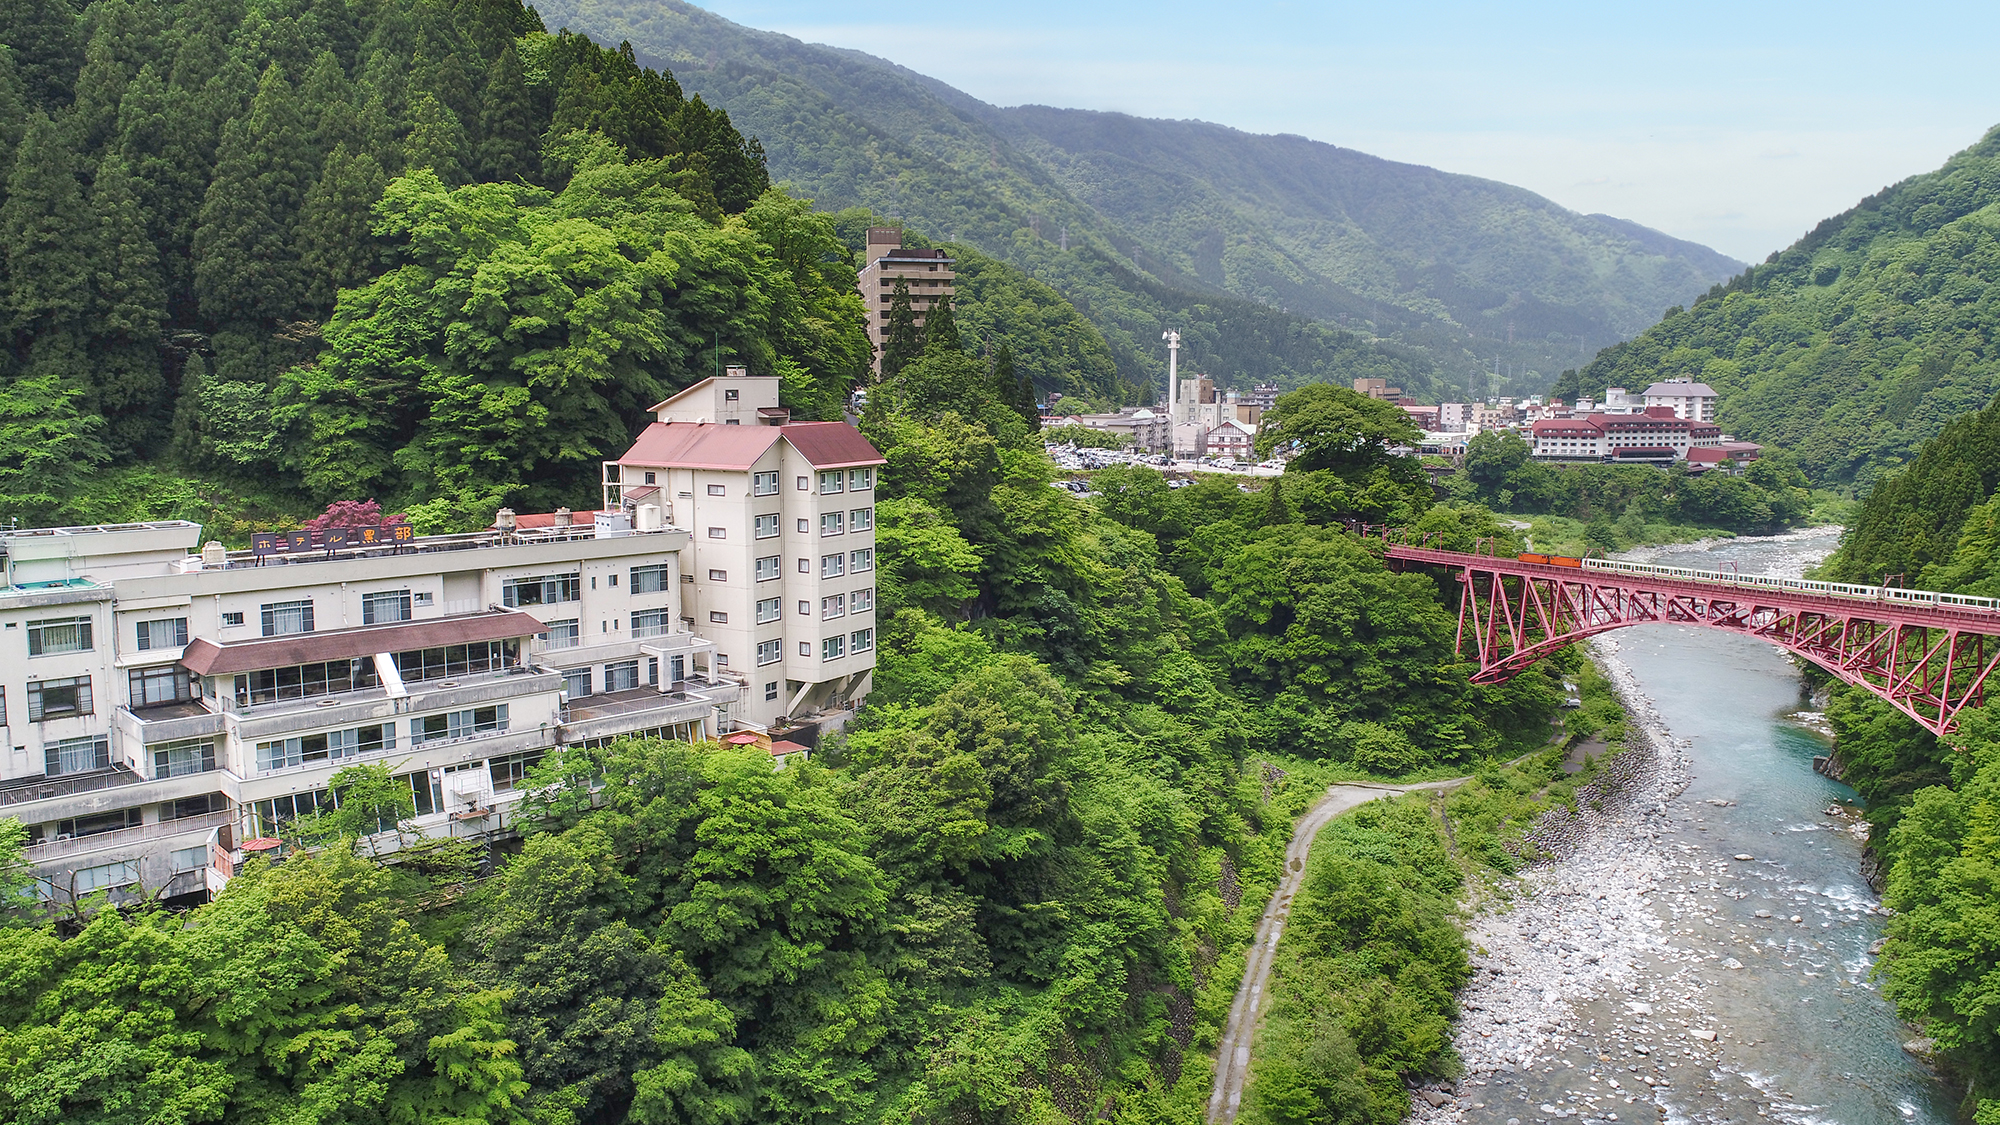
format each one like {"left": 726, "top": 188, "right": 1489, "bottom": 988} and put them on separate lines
{"left": 227, "top": 667, "right": 562, "bottom": 742}
{"left": 115, "top": 700, "right": 226, "bottom": 746}
{"left": 558, "top": 679, "right": 741, "bottom": 745}
{"left": 25, "top": 808, "right": 232, "bottom": 865}
{"left": 201, "top": 523, "right": 684, "bottom": 572}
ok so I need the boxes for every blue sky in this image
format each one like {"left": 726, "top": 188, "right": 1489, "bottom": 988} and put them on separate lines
{"left": 689, "top": 0, "right": 2000, "bottom": 263}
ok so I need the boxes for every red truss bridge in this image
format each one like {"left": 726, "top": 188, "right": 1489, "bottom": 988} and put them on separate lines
{"left": 1370, "top": 529, "right": 2000, "bottom": 738}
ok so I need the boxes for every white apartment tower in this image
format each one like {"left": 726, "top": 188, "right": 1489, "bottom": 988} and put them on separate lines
{"left": 0, "top": 514, "right": 742, "bottom": 908}
{"left": 603, "top": 370, "right": 884, "bottom": 732}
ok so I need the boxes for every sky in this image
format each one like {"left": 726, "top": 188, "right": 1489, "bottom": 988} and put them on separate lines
{"left": 689, "top": 0, "right": 2000, "bottom": 264}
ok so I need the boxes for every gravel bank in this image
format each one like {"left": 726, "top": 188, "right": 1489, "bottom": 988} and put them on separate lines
{"left": 1406, "top": 636, "right": 1894, "bottom": 1125}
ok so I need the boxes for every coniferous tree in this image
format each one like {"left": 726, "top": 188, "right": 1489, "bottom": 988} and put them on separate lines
{"left": 879, "top": 276, "right": 919, "bottom": 381}
{"left": 2, "top": 112, "right": 91, "bottom": 335}
{"left": 298, "top": 49, "right": 356, "bottom": 157}
{"left": 192, "top": 64, "right": 310, "bottom": 325}
{"left": 298, "top": 143, "right": 386, "bottom": 312}
{"left": 166, "top": 350, "right": 209, "bottom": 466}
{"left": 994, "top": 343, "right": 1037, "bottom": 428}
{"left": 922, "top": 290, "right": 960, "bottom": 354}
{"left": 402, "top": 92, "right": 467, "bottom": 185}
{"left": 0, "top": 50, "right": 28, "bottom": 210}
{"left": 87, "top": 153, "right": 166, "bottom": 453}
{"left": 474, "top": 43, "right": 538, "bottom": 183}
{"left": 0, "top": 0, "right": 82, "bottom": 111}
{"left": 115, "top": 63, "right": 206, "bottom": 315}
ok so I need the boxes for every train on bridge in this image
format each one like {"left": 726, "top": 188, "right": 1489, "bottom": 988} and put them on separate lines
{"left": 1495, "top": 550, "right": 1997, "bottom": 614}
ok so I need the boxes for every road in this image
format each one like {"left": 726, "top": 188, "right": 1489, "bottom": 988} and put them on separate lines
{"left": 1204, "top": 777, "right": 1469, "bottom": 1125}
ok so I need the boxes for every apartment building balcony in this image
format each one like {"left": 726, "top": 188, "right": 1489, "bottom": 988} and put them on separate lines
{"left": 24, "top": 807, "right": 232, "bottom": 866}
{"left": 558, "top": 677, "right": 741, "bottom": 745}
{"left": 115, "top": 700, "right": 227, "bottom": 746}
{"left": 0, "top": 755, "right": 233, "bottom": 827}
{"left": 226, "top": 666, "right": 563, "bottom": 744}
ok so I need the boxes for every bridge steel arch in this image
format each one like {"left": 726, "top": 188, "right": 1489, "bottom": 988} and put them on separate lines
{"left": 1378, "top": 540, "right": 2000, "bottom": 739}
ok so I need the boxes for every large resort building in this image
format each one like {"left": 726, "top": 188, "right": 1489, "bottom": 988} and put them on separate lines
{"left": 857, "top": 227, "right": 954, "bottom": 375}
{"left": 7, "top": 373, "right": 882, "bottom": 910}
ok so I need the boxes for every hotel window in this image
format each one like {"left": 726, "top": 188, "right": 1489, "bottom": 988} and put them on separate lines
{"left": 28, "top": 676, "right": 92, "bottom": 721}
{"left": 797, "top": 518, "right": 809, "bottom": 534}
{"left": 707, "top": 527, "right": 726, "bottom": 539}
{"left": 222, "top": 611, "right": 245, "bottom": 627}
{"left": 260, "top": 599, "right": 314, "bottom": 637}
{"left": 541, "top": 619, "right": 580, "bottom": 649}
{"left": 129, "top": 664, "right": 196, "bottom": 708}
{"left": 44, "top": 734, "right": 108, "bottom": 776}
{"left": 153, "top": 737, "right": 216, "bottom": 778}
{"left": 821, "top": 635, "right": 845, "bottom": 660}
{"left": 256, "top": 724, "right": 392, "bottom": 771}
{"left": 632, "top": 609, "right": 672, "bottom": 638}
{"left": 28, "top": 616, "right": 93, "bottom": 655}
{"left": 849, "top": 507, "right": 873, "bottom": 531}
{"left": 563, "top": 668, "right": 591, "bottom": 698}
{"left": 821, "top": 512, "right": 844, "bottom": 536}
{"left": 798, "top": 601, "right": 810, "bottom": 616}
{"left": 848, "top": 468, "right": 872, "bottom": 491}
{"left": 707, "top": 484, "right": 726, "bottom": 496}
{"left": 757, "top": 639, "right": 782, "bottom": 666}
{"left": 755, "top": 556, "right": 781, "bottom": 581}
{"left": 852, "top": 588, "right": 874, "bottom": 613}
{"left": 503, "top": 573, "right": 580, "bottom": 607}
{"left": 798, "top": 558, "right": 809, "bottom": 574}
{"left": 605, "top": 660, "right": 641, "bottom": 692}
{"left": 821, "top": 553, "right": 845, "bottom": 578}
{"left": 710, "top": 611, "right": 730, "bottom": 625}
{"left": 234, "top": 658, "right": 380, "bottom": 706}
{"left": 411, "top": 705, "right": 509, "bottom": 745}
{"left": 756, "top": 597, "right": 781, "bottom": 624}
{"left": 765, "top": 681, "right": 779, "bottom": 701}
{"left": 489, "top": 751, "right": 542, "bottom": 792}
{"left": 362, "top": 589, "right": 412, "bottom": 625}
{"left": 630, "top": 564, "right": 670, "bottom": 593}
{"left": 135, "top": 617, "right": 188, "bottom": 651}
{"left": 73, "top": 859, "right": 140, "bottom": 894}
{"left": 708, "top": 568, "right": 728, "bottom": 582}
{"left": 754, "top": 471, "right": 779, "bottom": 496}
{"left": 818, "top": 470, "right": 844, "bottom": 495}
{"left": 821, "top": 594, "right": 845, "bottom": 620}
{"left": 724, "top": 388, "right": 739, "bottom": 401}
{"left": 850, "top": 548, "right": 874, "bottom": 572}
{"left": 851, "top": 628, "right": 874, "bottom": 653}
{"left": 755, "top": 514, "right": 780, "bottom": 539}
{"left": 797, "top": 476, "right": 809, "bottom": 491}
{"left": 390, "top": 641, "right": 516, "bottom": 684}
{"left": 799, "top": 641, "right": 811, "bottom": 657}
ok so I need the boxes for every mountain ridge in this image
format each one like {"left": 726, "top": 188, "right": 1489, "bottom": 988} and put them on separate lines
{"left": 535, "top": 0, "right": 1741, "bottom": 396}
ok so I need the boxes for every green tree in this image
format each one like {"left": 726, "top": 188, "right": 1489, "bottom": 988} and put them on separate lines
{"left": 1258, "top": 383, "right": 1423, "bottom": 475}
{"left": 2, "top": 112, "right": 91, "bottom": 334}
{"left": 879, "top": 276, "right": 919, "bottom": 380}
{"left": 403, "top": 91, "right": 467, "bottom": 185}
{"left": 474, "top": 43, "right": 538, "bottom": 183}
{"left": 0, "top": 371, "right": 108, "bottom": 523}
{"left": 874, "top": 496, "right": 982, "bottom": 616}
{"left": 296, "top": 142, "right": 386, "bottom": 313}
{"left": 922, "top": 289, "right": 960, "bottom": 354}
{"left": 86, "top": 152, "right": 167, "bottom": 454}
{"left": 0, "top": 0, "right": 82, "bottom": 110}
{"left": 192, "top": 63, "right": 311, "bottom": 325}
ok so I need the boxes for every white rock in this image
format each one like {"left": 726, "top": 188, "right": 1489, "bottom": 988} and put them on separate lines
{"left": 1689, "top": 1029, "right": 1717, "bottom": 1041}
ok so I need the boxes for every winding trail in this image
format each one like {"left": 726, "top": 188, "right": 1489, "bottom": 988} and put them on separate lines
{"left": 1205, "top": 778, "right": 1470, "bottom": 1125}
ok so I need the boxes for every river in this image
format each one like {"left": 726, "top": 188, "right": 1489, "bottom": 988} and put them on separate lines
{"left": 1410, "top": 527, "right": 1957, "bottom": 1125}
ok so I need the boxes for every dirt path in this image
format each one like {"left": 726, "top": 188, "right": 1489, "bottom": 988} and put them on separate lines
{"left": 1205, "top": 778, "right": 1469, "bottom": 1125}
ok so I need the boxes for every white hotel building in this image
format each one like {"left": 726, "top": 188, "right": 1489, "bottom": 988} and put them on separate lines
{"left": 3, "top": 375, "right": 885, "bottom": 908}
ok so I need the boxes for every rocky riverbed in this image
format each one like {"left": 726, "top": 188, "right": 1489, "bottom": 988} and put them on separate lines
{"left": 1407, "top": 634, "right": 1926, "bottom": 1125}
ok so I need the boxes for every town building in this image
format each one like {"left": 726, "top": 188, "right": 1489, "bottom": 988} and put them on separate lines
{"left": 1401, "top": 404, "right": 1441, "bottom": 430}
{"left": 1642, "top": 379, "right": 1719, "bottom": 422}
{"left": 1353, "top": 378, "right": 1403, "bottom": 402}
{"left": 1529, "top": 407, "right": 1721, "bottom": 463}
{"left": 1205, "top": 418, "right": 1257, "bottom": 461}
{"left": 1046, "top": 408, "right": 1172, "bottom": 454}
{"left": 857, "top": 228, "right": 955, "bottom": 375}
{"left": 603, "top": 371, "right": 884, "bottom": 735}
{"left": 1438, "top": 403, "right": 1472, "bottom": 432}
{"left": 4, "top": 511, "right": 745, "bottom": 909}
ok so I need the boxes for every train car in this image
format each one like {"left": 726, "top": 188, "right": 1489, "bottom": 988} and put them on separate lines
{"left": 1517, "top": 552, "right": 1549, "bottom": 565}
{"left": 1517, "top": 553, "right": 1584, "bottom": 569}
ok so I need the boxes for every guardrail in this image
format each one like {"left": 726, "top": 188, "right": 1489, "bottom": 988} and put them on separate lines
{"left": 25, "top": 808, "right": 233, "bottom": 863}
{"left": 0, "top": 766, "right": 145, "bottom": 807}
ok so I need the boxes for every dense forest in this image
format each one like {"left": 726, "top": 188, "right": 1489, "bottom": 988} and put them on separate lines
{"left": 522, "top": 0, "right": 1714, "bottom": 402}
{"left": 1790, "top": 391, "right": 2000, "bottom": 1120}
{"left": 1551, "top": 125, "right": 2000, "bottom": 488}
{"left": 0, "top": 312, "right": 1572, "bottom": 1123}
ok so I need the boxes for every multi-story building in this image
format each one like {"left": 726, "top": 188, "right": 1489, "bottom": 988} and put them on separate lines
{"left": 1437, "top": 403, "right": 1472, "bottom": 432}
{"left": 603, "top": 371, "right": 885, "bottom": 732}
{"left": 1, "top": 514, "right": 742, "bottom": 908}
{"left": 1353, "top": 378, "right": 1403, "bottom": 401}
{"left": 1529, "top": 407, "right": 1719, "bottom": 463}
{"left": 1642, "top": 379, "right": 1719, "bottom": 422}
{"left": 858, "top": 227, "right": 955, "bottom": 375}
{"left": 1046, "top": 408, "right": 1172, "bottom": 454}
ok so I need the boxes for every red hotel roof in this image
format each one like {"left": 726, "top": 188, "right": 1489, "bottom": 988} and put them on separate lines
{"left": 618, "top": 421, "right": 884, "bottom": 471}
{"left": 182, "top": 610, "right": 547, "bottom": 676}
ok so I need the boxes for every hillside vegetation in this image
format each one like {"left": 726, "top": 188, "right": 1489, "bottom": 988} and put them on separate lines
{"left": 1780, "top": 394, "right": 2000, "bottom": 1118}
{"left": 1557, "top": 126, "right": 2000, "bottom": 487}
{"left": 532, "top": 0, "right": 1738, "bottom": 399}
{"left": 0, "top": 347, "right": 1570, "bottom": 1122}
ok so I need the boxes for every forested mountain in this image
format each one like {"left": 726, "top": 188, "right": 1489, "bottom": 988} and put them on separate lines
{"left": 1557, "top": 126, "right": 2000, "bottom": 487}
{"left": 0, "top": 0, "right": 857, "bottom": 521}
{"left": 1792, "top": 397, "right": 2000, "bottom": 1118}
{"left": 528, "top": 0, "right": 1739, "bottom": 400}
